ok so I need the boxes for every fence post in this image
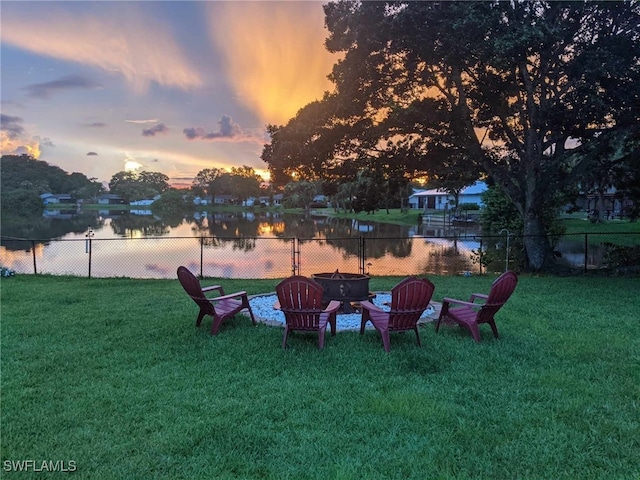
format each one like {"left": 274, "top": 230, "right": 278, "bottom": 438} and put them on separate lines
{"left": 31, "top": 240, "right": 37, "bottom": 274}
{"left": 85, "top": 228, "right": 94, "bottom": 278}
{"left": 358, "top": 237, "right": 362, "bottom": 275}
{"left": 499, "top": 229, "right": 512, "bottom": 272}
{"left": 88, "top": 238, "right": 92, "bottom": 278}
{"left": 291, "top": 238, "right": 299, "bottom": 275}
{"left": 479, "top": 238, "right": 483, "bottom": 275}
{"left": 291, "top": 238, "right": 296, "bottom": 275}
{"left": 200, "top": 236, "right": 204, "bottom": 277}
{"left": 584, "top": 233, "right": 588, "bottom": 273}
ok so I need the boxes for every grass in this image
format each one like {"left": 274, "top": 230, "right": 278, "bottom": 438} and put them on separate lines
{"left": 557, "top": 214, "right": 640, "bottom": 250}
{"left": 1, "top": 274, "right": 639, "bottom": 479}
{"left": 317, "top": 208, "right": 640, "bottom": 235}
{"left": 317, "top": 207, "right": 430, "bottom": 226}
{"left": 560, "top": 213, "right": 640, "bottom": 235}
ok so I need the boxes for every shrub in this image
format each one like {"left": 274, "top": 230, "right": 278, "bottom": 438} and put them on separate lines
{"left": 603, "top": 243, "right": 640, "bottom": 269}
{"left": 1, "top": 266, "right": 16, "bottom": 277}
{"left": 457, "top": 202, "right": 480, "bottom": 211}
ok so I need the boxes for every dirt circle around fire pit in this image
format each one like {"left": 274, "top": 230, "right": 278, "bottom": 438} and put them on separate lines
{"left": 249, "top": 292, "right": 442, "bottom": 332}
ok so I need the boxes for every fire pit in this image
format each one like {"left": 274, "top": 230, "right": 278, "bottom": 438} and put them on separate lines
{"left": 311, "top": 270, "right": 372, "bottom": 313}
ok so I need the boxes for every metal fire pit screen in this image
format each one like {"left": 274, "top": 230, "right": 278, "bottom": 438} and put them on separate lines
{"left": 311, "top": 270, "right": 371, "bottom": 313}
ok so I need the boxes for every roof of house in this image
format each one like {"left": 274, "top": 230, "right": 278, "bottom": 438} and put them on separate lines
{"left": 461, "top": 181, "right": 488, "bottom": 195}
{"left": 409, "top": 181, "right": 487, "bottom": 198}
{"left": 40, "top": 193, "right": 72, "bottom": 199}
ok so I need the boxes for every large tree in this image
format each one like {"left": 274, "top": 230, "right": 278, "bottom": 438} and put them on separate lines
{"left": 1, "top": 154, "right": 104, "bottom": 211}
{"left": 262, "top": 1, "right": 640, "bottom": 271}
{"left": 192, "top": 166, "right": 264, "bottom": 203}
{"left": 191, "top": 168, "right": 225, "bottom": 197}
{"left": 229, "top": 166, "right": 264, "bottom": 203}
{"left": 108, "top": 170, "right": 169, "bottom": 202}
{"left": 1, "top": 154, "right": 103, "bottom": 197}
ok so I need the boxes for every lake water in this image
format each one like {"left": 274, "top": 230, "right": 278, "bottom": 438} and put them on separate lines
{"left": 1, "top": 209, "right": 494, "bottom": 279}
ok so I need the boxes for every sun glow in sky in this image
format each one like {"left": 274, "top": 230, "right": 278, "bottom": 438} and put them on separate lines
{"left": 124, "top": 160, "right": 143, "bottom": 172}
{"left": 209, "top": 2, "right": 335, "bottom": 126}
{"left": 0, "top": 1, "right": 336, "bottom": 186}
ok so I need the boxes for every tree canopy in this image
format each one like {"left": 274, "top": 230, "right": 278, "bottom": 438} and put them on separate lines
{"left": 1, "top": 154, "right": 103, "bottom": 213}
{"left": 1, "top": 154, "right": 102, "bottom": 196}
{"left": 262, "top": 0, "right": 640, "bottom": 271}
{"left": 191, "top": 165, "right": 263, "bottom": 202}
{"left": 108, "top": 170, "right": 170, "bottom": 202}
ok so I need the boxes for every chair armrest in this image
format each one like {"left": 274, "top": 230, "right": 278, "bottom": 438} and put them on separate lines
{"left": 359, "top": 300, "right": 385, "bottom": 314}
{"left": 469, "top": 293, "right": 488, "bottom": 303}
{"left": 209, "top": 291, "right": 248, "bottom": 302}
{"left": 442, "top": 297, "right": 483, "bottom": 308}
{"left": 319, "top": 301, "right": 341, "bottom": 328}
{"left": 202, "top": 285, "right": 224, "bottom": 295}
{"left": 324, "top": 300, "right": 341, "bottom": 314}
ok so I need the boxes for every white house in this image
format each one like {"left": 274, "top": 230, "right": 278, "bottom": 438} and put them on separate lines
{"left": 130, "top": 195, "right": 161, "bottom": 206}
{"left": 192, "top": 196, "right": 213, "bottom": 205}
{"left": 97, "top": 194, "right": 125, "bottom": 205}
{"left": 242, "top": 194, "right": 284, "bottom": 207}
{"left": 213, "top": 194, "right": 234, "bottom": 205}
{"left": 40, "top": 193, "right": 75, "bottom": 205}
{"left": 408, "top": 181, "right": 488, "bottom": 210}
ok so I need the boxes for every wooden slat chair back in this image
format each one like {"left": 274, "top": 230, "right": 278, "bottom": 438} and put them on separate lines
{"left": 275, "top": 276, "right": 341, "bottom": 349}
{"left": 177, "top": 266, "right": 256, "bottom": 335}
{"left": 436, "top": 271, "right": 518, "bottom": 342}
{"left": 476, "top": 271, "right": 519, "bottom": 324}
{"left": 360, "top": 276, "right": 436, "bottom": 352}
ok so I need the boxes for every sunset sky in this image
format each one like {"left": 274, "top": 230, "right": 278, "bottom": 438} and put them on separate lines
{"left": 0, "top": 1, "right": 337, "bottom": 186}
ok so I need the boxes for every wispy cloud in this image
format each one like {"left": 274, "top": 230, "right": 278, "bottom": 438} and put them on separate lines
{"left": 2, "top": 4, "right": 203, "bottom": 92}
{"left": 25, "top": 74, "right": 101, "bottom": 99}
{"left": 126, "top": 119, "right": 159, "bottom": 125}
{"left": 87, "top": 152, "right": 98, "bottom": 156}
{"left": 83, "top": 122, "right": 106, "bottom": 128}
{"left": 142, "top": 123, "right": 169, "bottom": 137}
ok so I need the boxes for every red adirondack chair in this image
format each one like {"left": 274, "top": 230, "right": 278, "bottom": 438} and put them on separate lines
{"left": 435, "top": 271, "right": 518, "bottom": 342}
{"left": 359, "top": 276, "right": 436, "bottom": 352}
{"left": 177, "top": 266, "right": 256, "bottom": 335}
{"left": 275, "top": 276, "right": 341, "bottom": 349}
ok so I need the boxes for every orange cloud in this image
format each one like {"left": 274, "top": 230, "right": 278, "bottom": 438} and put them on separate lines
{"left": 1, "top": 115, "right": 56, "bottom": 159}
{"left": 1, "top": 5, "right": 202, "bottom": 92}
{"left": 207, "top": 2, "right": 336, "bottom": 125}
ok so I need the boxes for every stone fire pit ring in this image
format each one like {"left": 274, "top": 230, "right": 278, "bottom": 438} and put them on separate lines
{"left": 249, "top": 292, "right": 441, "bottom": 332}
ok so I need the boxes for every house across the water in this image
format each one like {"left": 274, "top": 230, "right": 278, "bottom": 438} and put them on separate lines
{"left": 408, "top": 181, "right": 487, "bottom": 210}
{"left": 40, "top": 193, "right": 76, "bottom": 205}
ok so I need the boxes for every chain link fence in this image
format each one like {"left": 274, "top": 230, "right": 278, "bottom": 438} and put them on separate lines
{"left": 2, "top": 232, "right": 638, "bottom": 279}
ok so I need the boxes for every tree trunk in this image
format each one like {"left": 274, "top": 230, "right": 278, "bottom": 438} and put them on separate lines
{"left": 522, "top": 210, "right": 554, "bottom": 271}
{"left": 596, "top": 188, "right": 606, "bottom": 222}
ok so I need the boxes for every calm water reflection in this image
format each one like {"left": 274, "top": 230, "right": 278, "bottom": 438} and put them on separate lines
{"left": 1, "top": 209, "right": 486, "bottom": 278}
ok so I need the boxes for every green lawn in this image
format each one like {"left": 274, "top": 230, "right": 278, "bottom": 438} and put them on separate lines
{"left": 1, "top": 274, "right": 639, "bottom": 479}
{"left": 560, "top": 214, "right": 640, "bottom": 235}
{"left": 317, "top": 207, "right": 430, "bottom": 226}
{"left": 319, "top": 208, "right": 640, "bottom": 233}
